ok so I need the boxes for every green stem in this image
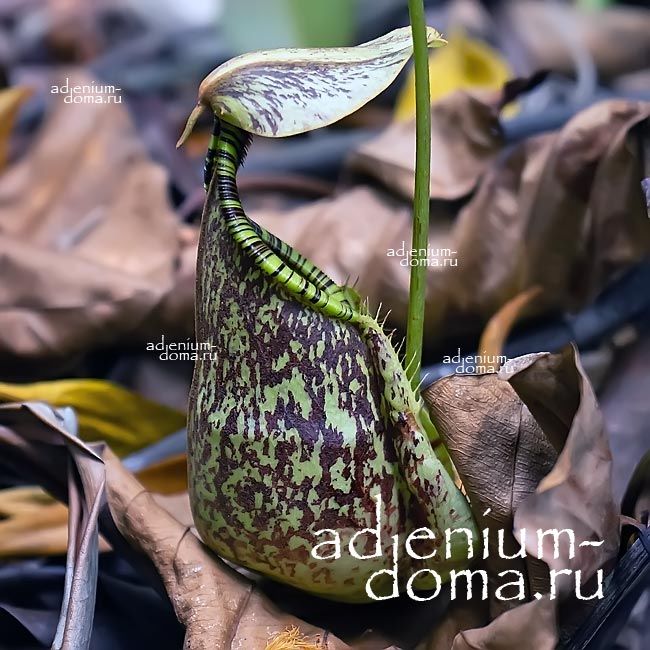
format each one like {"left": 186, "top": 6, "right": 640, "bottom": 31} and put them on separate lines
{"left": 405, "top": 0, "right": 431, "bottom": 392}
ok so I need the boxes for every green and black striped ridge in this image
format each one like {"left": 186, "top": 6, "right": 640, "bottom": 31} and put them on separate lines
{"left": 204, "top": 118, "right": 359, "bottom": 323}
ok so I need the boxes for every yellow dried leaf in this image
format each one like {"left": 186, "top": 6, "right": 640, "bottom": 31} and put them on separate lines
{"left": 135, "top": 453, "right": 188, "bottom": 494}
{"left": 0, "top": 487, "right": 110, "bottom": 557}
{"left": 0, "top": 86, "right": 32, "bottom": 170}
{"left": 395, "top": 29, "right": 512, "bottom": 121}
{"left": 0, "top": 379, "right": 186, "bottom": 456}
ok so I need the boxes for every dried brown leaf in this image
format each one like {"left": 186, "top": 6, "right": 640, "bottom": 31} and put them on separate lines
{"left": 423, "top": 371, "right": 556, "bottom": 617}
{"left": 0, "top": 402, "right": 105, "bottom": 650}
{"left": 349, "top": 90, "right": 503, "bottom": 201}
{"left": 422, "top": 598, "right": 489, "bottom": 650}
{"left": 0, "top": 71, "right": 188, "bottom": 376}
{"left": 515, "top": 101, "right": 650, "bottom": 308}
{"left": 424, "top": 345, "right": 620, "bottom": 647}
{"left": 451, "top": 597, "right": 557, "bottom": 650}
{"left": 500, "top": 346, "right": 620, "bottom": 585}
{"left": 505, "top": 1, "right": 650, "bottom": 79}
{"left": 497, "top": 347, "right": 579, "bottom": 454}
{"left": 601, "top": 335, "right": 650, "bottom": 501}
{"left": 423, "top": 99, "right": 648, "bottom": 338}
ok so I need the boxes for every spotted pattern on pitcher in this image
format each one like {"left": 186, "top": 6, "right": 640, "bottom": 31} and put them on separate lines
{"left": 187, "top": 120, "right": 477, "bottom": 602}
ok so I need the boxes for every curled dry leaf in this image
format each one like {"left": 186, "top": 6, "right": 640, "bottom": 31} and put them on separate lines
{"left": 350, "top": 90, "right": 504, "bottom": 201}
{"left": 519, "top": 101, "right": 650, "bottom": 308}
{"left": 349, "top": 73, "right": 547, "bottom": 202}
{"left": 600, "top": 334, "right": 650, "bottom": 502}
{"left": 432, "top": 100, "right": 650, "bottom": 333}
{"left": 451, "top": 597, "right": 557, "bottom": 650}
{"left": 422, "top": 596, "right": 489, "bottom": 650}
{"left": 423, "top": 345, "right": 620, "bottom": 647}
{"left": 496, "top": 347, "right": 580, "bottom": 454}
{"left": 500, "top": 346, "right": 620, "bottom": 584}
{"left": 424, "top": 365, "right": 557, "bottom": 618}
{"left": 0, "top": 402, "right": 105, "bottom": 650}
